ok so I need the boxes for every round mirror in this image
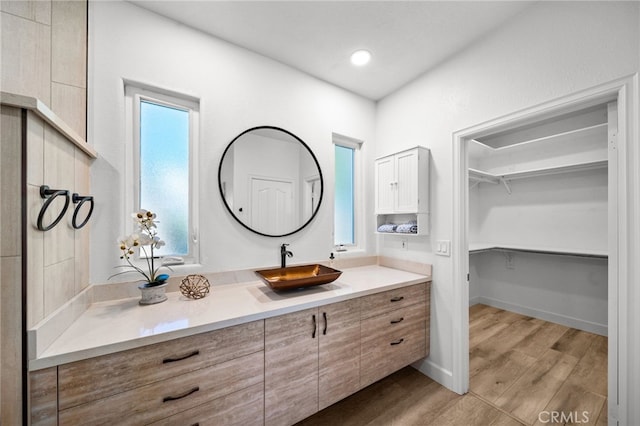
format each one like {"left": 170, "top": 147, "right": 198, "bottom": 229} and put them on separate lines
{"left": 218, "top": 126, "right": 323, "bottom": 237}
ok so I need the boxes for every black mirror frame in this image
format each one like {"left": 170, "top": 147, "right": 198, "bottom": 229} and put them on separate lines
{"left": 217, "top": 125, "right": 324, "bottom": 237}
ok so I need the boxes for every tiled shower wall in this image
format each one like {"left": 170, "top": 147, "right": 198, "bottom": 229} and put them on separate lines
{"left": 1, "top": 0, "right": 87, "bottom": 138}
{"left": 1, "top": 1, "right": 88, "bottom": 422}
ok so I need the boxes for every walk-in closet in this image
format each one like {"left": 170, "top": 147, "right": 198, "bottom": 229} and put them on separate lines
{"left": 466, "top": 100, "right": 612, "bottom": 424}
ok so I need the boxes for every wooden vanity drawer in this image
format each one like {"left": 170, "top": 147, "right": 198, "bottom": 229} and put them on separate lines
{"left": 360, "top": 319, "right": 427, "bottom": 387}
{"left": 58, "top": 320, "right": 264, "bottom": 410}
{"left": 360, "top": 282, "right": 427, "bottom": 319}
{"left": 148, "top": 382, "right": 264, "bottom": 426}
{"left": 360, "top": 301, "right": 426, "bottom": 346}
{"left": 58, "top": 351, "right": 264, "bottom": 425}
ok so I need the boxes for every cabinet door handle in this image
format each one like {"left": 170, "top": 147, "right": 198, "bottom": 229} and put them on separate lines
{"left": 162, "top": 350, "right": 200, "bottom": 364}
{"left": 390, "top": 317, "right": 404, "bottom": 324}
{"left": 390, "top": 338, "right": 405, "bottom": 346}
{"left": 390, "top": 296, "right": 404, "bottom": 302}
{"left": 312, "top": 314, "right": 317, "bottom": 338}
{"left": 163, "top": 386, "right": 200, "bottom": 402}
{"left": 323, "top": 312, "right": 328, "bottom": 335}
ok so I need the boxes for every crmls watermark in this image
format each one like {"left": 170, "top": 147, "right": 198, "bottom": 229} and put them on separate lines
{"left": 538, "top": 411, "right": 590, "bottom": 424}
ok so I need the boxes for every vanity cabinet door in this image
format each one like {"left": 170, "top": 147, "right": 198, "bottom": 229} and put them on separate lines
{"left": 30, "top": 367, "right": 58, "bottom": 426}
{"left": 265, "top": 307, "right": 319, "bottom": 426}
{"left": 318, "top": 298, "right": 361, "bottom": 410}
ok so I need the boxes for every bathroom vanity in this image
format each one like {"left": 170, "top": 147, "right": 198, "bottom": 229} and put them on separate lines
{"left": 29, "top": 263, "right": 431, "bottom": 425}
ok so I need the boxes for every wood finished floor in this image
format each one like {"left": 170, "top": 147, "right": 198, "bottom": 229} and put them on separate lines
{"left": 297, "top": 304, "right": 607, "bottom": 426}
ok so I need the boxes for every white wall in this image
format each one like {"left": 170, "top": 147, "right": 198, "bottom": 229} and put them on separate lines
{"left": 470, "top": 251, "right": 608, "bottom": 334}
{"left": 88, "top": 1, "right": 376, "bottom": 283}
{"left": 375, "top": 0, "right": 639, "bottom": 393}
{"left": 473, "top": 169, "right": 608, "bottom": 252}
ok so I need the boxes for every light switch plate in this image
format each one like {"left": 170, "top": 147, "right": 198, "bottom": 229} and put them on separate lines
{"left": 436, "top": 240, "right": 450, "bottom": 256}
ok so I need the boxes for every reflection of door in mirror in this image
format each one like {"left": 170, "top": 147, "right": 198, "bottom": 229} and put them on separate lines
{"left": 250, "top": 177, "right": 294, "bottom": 235}
{"left": 303, "top": 176, "right": 321, "bottom": 221}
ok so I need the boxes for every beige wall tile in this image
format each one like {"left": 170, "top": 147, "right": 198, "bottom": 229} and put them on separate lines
{"left": 34, "top": 0, "right": 51, "bottom": 25}
{"left": 27, "top": 111, "right": 45, "bottom": 186}
{"left": 43, "top": 125, "right": 75, "bottom": 266}
{"left": 74, "top": 149, "right": 91, "bottom": 292}
{"left": 51, "top": 82, "right": 86, "bottom": 139}
{"left": 1, "top": 106, "right": 22, "bottom": 257}
{"left": 1, "top": 11, "right": 51, "bottom": 105}
{"left": 44, "top": 258, "right": 75, "bottom": 317}
{"left": 1, "top": 0, "right": 34, "bottom": 19}
{"left": 1, "top": 256, "right": 23, "bottom": 424}
{"left": 51, "top": 0, "right": 86, "bottom": 88}
{"left": 0, "top": 0, "right": 51, "bottom": 25}
{"left": 27, "top": 183, "right": 46, "bottom": 328}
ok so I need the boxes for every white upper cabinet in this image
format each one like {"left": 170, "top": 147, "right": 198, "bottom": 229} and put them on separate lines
{"left": 375, "top": 146, "right": 430, "bottom": 215}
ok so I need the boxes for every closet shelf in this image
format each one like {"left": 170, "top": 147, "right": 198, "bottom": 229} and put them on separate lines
{"left": 469, "top": 159, "right": 607, "bottom": 185}
{"left": 470, "top": 122, "right": 607, "bottom": 152}
{"left": 469, "top": 242, "right": 607, "bottom": 259}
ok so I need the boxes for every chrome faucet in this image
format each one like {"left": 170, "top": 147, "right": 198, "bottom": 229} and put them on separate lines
{"left": 280, "top": 243, "right": 293, "bottom": 268}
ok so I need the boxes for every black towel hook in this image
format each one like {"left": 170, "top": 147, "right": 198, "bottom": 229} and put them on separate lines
{"left": 71, "top": 193, "right": 94, "bottom": 229}
{"left": 37, "top": 185, "right": 70, "bottom": 231}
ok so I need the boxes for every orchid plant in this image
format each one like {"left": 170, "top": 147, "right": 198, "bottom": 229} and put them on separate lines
{"left": 110, "top": 209, "right": 171, "bottom": 287}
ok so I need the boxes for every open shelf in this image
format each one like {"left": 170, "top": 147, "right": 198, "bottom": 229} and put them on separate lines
{"left": 375, "top": 213, "right": 428, "bottom": 236}
{"left": 469, "top": 242, "right": 607, "bottom": 259}
{"left": 470, "top": 122, "right": 607, "bottom": 153}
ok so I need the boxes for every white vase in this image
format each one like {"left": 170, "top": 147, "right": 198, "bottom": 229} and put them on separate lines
{"left": 138, "top": 282, "right": 168, "bottom": 305}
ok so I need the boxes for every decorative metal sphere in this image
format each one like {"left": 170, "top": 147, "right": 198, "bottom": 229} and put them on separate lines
{"left": 180, "top": 274, "right": 210, "bottom": 299}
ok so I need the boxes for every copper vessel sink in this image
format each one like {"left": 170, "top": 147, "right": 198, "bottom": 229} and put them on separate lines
{"left": 255, "top": 264, "right": 342, "bottom": 291}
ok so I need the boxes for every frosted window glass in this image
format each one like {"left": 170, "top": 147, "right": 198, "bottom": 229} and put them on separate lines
{"left": 335, "top": 145, "right": 354, "bottom": 245}
{"left": 140, "top": 100, "right": 189, "bottom": 256}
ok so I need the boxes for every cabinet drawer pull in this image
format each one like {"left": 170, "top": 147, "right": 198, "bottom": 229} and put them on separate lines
{"left": 323, "top": 312, "right": 328, "bottom": 335}
{"left": 312, "top": 314, "right": 317, "bottom": 338}
{"left": 390, "top": 296, "right": 404, "bottom": 302}
{"left": 390, "top": 317, "right": 404, "bottom": 324}
{"left": 163, "top": 386, "right": 200, "bottom": 402}
{"left": 162, "top": 350, "right": 200, "bottom": 364}
{"left": 390, "top": 338, "right": 405, "bottom": 346}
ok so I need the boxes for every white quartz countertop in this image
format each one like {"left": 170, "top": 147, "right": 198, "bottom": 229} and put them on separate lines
{"left": 31, "top": 265, "right": 430, "bottom": 370}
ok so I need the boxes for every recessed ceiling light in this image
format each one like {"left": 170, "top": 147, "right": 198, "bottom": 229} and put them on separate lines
{"left": 350, "top": 50, "right": 371, "bottom": 66}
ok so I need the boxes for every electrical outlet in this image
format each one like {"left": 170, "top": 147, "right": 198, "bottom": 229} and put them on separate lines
{"left": 436, "top": 240, "right": 450, "bottom": 257}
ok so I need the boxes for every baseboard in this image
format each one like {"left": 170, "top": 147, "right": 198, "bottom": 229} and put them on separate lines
{"left": 469, "top": 296, "right": 482, "bottom": 306}
{"left": 411, "top": 357, "right": 455, "bottom": 392}
{"left": 475, "top": 296, "right": 608, "bottom": 336}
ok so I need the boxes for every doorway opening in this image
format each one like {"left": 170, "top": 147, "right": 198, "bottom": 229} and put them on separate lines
{"left": 451, "top": 77, "right": 636, "bottom": 425}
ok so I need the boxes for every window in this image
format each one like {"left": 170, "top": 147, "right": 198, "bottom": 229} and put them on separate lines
{"left": 333, "top": 134, "right": 362, "bottom": 247}
{"left": 125, "top": 83, "right": 199, "bottom": 261}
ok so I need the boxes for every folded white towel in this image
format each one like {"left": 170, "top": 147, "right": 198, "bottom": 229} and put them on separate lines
{"left": 396, "top": 223, "right": 418, "bottom": 233}
{"left": 377, "top": 223, "right": 397, "bottom": 233}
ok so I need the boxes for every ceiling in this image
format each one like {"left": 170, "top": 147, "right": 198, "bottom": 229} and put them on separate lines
{"left": 130, "top": 1, "right": 535, "bottom": 101}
